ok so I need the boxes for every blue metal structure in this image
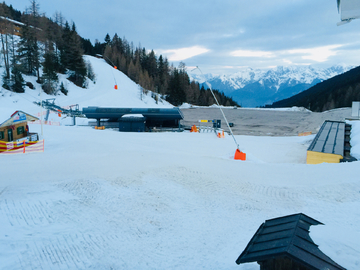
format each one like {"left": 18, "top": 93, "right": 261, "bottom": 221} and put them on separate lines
{"left": 82, "top": 107, "right": 184, "bottom": 131}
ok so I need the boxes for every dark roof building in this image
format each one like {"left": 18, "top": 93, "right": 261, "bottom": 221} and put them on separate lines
{"left": 307, "top": 121, "right": 346, "bottom": 164}
{"left": 82, "top": 107, "right": 184, "bottom": 131}
{"left": 236, "top": 213, "right": 346, "bottom": 270}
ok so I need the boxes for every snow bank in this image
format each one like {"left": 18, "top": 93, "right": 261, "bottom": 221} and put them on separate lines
{"left": 0, "top": 56, "right": 359, "bottom": 270}
{"left": 179, "top": 103, "right": 310, "bottom": 112}
{"left": 0, "top": 123, "right": 359, "bottom": 269}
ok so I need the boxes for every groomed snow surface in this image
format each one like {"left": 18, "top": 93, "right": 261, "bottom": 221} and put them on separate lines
{"left": 1, "top": 56, "right": 360, "bottom": 270}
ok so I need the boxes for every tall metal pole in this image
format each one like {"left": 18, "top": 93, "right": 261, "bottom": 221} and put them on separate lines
{"left": 40, "top": 87, "right": 43, "bottom": 138}
{"left": 192, "top": 66, "right": 241, "bottom": 151}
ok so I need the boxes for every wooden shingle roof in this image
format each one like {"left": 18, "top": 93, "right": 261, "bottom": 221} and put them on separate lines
{"left": 236, "top": 213, "right": 346, "bottom": 270}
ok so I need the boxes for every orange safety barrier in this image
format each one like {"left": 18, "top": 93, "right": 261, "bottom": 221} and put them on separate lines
{"left": 95, "top": 126, "right": 105, "bottom": 130}
{"left": 0, "top": 140, "right": 44, "bottom": 154}
{"left": 234, "top": 149, "right": 246, "bottom": 161}
{"left": 30, "top": 120, "right": 61, "bottom": 126}
{"left": 217, "top": 130, "right": 225, "bottom": 138}
{"left": 298, "top": 132, "right": 312, "bottom": 136}
{"left": 190, "top": 125, "right": 198, "bottom": 132}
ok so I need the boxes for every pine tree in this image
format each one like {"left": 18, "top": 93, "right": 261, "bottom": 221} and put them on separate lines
{"left": 189, "top": 80, "right": 200, "bottom": 104}
{"left": 66, "top": 23, "right": 87, "bottom": 87}
{"left": 198, "top": 85, "right": 207, "bottom": 106}
{"left": 81, "top": 37, "right": 95, "bottom": 56}
{"left": 0, "top": 18, "right": 11, "bottom": 79}
{"left": 2, "top": 70, "right": 10, "bottom": 90}
{"left": 27, "top": 0, "right": 40, "bottom": 22}
{"left": 167, "top": 68, "right": 186, "bottom": 106}
{"left": 11, "top": 65, "right": 25, "bottom": 93}
{"left": 104, "top": 33, "right": 111, "bottom": 45}
{"left": 94, "top": 39, "right": 105, "bottom": 55}
{"left": 54, "top": 11, "right": 65, "bottom": 27}
{"left": 111, "top": 33, "right": 123, "bottom": 54}
{"left": 59, "top": 22, "right": 86, "bottom": 87}
{"left": 146, "top": 50, "right": 157, "bottom": 79}
{"left": 157, "top": 55, "right": 169, "bottom": 95}
{"left": 42, "top": 50, "right": 58, "bottom": 94}
{"left": 17, "top": 23, "right": 40, "bottom": 80}
{"left": 59, "top": 21, "right": 71, "bottom": 72}
{"left": 23, "top": 0, "right": 41, "bottom": 81}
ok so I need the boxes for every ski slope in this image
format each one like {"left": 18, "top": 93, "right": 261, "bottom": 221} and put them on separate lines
{"left": 0, "top": 55, "right": 172, "bottom": 125}
{"left": 0, "top": 56, "right": 360, "bottom": 269}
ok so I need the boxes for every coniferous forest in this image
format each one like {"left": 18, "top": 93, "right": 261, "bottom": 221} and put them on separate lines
{"left": 0, "top": 1, "right": 239, "bottom": 107}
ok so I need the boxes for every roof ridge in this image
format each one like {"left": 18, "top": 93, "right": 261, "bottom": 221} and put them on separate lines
{"left": 286, "top": 214, "right": 302, "bottom": 253}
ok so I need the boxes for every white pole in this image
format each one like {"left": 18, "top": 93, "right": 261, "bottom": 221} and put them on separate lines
{"left": 39, "top": 87, "right": 43, "bottom": 138}
{"left": 193, "top": 66, "right": 241, "bottom": 151}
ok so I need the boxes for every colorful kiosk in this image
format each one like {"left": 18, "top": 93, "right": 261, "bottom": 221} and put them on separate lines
{"left": 0, "top": 111, "right": 40, "bottom": 153}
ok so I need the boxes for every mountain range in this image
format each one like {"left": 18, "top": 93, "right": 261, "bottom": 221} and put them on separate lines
{"left": 269, "top": 65, "right": 360, "bottom": 112}
{"left": 189, "top": 65, "right": 354, "bottom": 107}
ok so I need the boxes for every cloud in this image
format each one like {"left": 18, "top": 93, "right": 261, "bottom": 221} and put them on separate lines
{"left": 157, "top": 46, "right": 210, "bottom": 61}
{"left": 222, "top": 29, "right": 246, "bottom": 38}
{"left": 287, "top": 45, "right": 343, "bottom": 62}
{"left": 227, "top": 45, "right": 343, "bottom": 69}
{"left": 230, "top": 49, "right": 274, "bottom": 58}
{"left": 282, "top": 59, "right": 293, "bottom": 64}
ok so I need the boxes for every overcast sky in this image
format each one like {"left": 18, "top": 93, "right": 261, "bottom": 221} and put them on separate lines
{"left": 5, "top": 0, "right": 360, "bottom": 74}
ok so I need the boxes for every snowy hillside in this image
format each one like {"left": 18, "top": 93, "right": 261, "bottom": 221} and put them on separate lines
{"left": 0, "top": 56, "right": 360, "bottom": 270}
{"left": 0, "top": 55, "right": 172, "bottom": 125}
{"left": 190, "top": 65, "right": 354, "bottom": 107}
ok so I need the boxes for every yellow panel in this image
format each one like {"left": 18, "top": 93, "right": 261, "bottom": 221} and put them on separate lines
{"left": 306, "top": 151, "right": 343, "bottom": 164}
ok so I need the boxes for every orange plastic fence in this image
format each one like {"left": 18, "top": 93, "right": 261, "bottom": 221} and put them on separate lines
{"left": 0, "top": 140, "right": 44, "bottom": 154}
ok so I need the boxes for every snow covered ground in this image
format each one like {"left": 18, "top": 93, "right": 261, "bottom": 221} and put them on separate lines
{"left": 0, "top": 56, "right": 172, "bottom": 126}
{"left": 1, "top": 56, "right": 360, "bottom": 269}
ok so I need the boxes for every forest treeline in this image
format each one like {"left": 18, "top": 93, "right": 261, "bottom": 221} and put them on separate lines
{"left": 0, "top": 1, "right": 239, "bottom": 107}
{"left": 0, "top": 1, "right": 88, "bottom": 95}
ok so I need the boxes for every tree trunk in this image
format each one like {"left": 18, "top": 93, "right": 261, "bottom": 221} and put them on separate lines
{"left": 1, "top": 33, "right": 10, "bottom": 78}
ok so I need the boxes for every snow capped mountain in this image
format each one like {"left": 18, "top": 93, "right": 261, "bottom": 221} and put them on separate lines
{"left": 190, "top": 65, "right": 354, "bottom": 107}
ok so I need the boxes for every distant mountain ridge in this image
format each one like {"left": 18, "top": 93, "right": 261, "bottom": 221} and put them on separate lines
{"left": 189, "top": 65, "right": 354, "bottom": 107}
{"left": 269, "top": 65, "right": 360, "bottom": 112}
